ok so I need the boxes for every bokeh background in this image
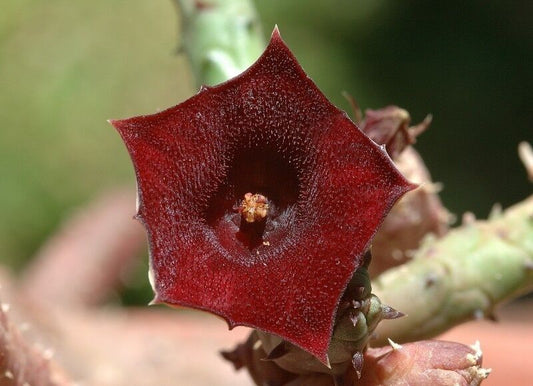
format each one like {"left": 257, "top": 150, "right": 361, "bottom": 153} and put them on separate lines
{"left": 1, "top": 0, "right": 531, "bottom": 298}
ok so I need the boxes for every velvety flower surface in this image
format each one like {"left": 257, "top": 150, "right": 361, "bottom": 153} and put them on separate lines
{"left": 111, "top": 29, "right": 413, "bottom": 362}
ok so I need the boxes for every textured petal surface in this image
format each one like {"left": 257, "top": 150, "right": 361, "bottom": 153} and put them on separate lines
{"left": 111, "top": 29, "right": 413, "bottom": 362}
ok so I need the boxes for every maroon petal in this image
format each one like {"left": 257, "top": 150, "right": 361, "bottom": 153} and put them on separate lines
{"left": 111, "top": 28, "right": 413, "bottom": 363}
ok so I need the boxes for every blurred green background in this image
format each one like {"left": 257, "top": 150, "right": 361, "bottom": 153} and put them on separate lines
{"left": 1, "top": 0, "right": 531, "bottom": 279}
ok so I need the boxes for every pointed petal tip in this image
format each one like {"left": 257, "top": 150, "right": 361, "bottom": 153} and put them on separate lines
{"left": 323, "top": 354, "right": 331, "bottom": 369}
{"left": 399, "top": 180, "right": 420, "bottom": 197}
{"left": 406, "top": 180, "right": 420, "bottom": 192}
{"left": 148, "top": 295, "right": 162, "bottom": 306}
{"left": 108, "top": 117, "right": 131, "bottom": 134}
{"left": 271, "top": 24, "right": 281, "bottom": 38}
{"left": 108, "top": 118, "right": 120, "bottom": 129}
{"left": 269, "top": 25, "right": 287, "bottom": 48}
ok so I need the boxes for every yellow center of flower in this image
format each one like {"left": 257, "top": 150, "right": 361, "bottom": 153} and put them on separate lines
{"left": 240, "top": 193, "right": 269, "bottom": 223}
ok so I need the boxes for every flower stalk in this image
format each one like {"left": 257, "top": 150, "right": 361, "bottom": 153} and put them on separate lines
{"left": 174, "top": 0, "right": 265, "bottom": 87}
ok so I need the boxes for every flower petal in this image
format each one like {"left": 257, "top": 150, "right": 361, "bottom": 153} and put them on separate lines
{"left": 111, "top": 28, "right": 414, "bottom": 362}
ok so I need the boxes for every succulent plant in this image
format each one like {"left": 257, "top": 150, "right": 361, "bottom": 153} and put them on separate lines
{"left": 109, "top": 1, "right": 532, "bottom": 384}
{"left": 111, "top": 29, "right": 413, "bottom": 363}
{"left": 0, "top": 2, "right": 531, "bottom": 385}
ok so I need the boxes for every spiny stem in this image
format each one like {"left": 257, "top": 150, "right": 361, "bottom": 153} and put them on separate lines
{"left": 174, "top": 0, "right": 265, "bottom": 87}
{"left": 372, "top": 195, "right": 533, "bottom": 346}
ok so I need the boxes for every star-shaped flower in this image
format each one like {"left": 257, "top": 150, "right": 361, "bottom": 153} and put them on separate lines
{"left": 111, "top": 29, "right": 413, "bottom": 363}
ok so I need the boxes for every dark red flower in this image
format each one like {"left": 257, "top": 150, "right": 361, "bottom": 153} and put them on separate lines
{"left": 111, "top": 29, "right": 413, "bottom": 363}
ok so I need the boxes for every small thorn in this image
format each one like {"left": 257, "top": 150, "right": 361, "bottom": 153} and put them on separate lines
{"left": 199, "top": 84, "right": 211, "bottom": 93}
{"left": 350, "top": 311, "right": 360, "bottom": 327}
{"left": 408, "top": 113, "right": 432, "bottom": 140}
{"left": 518, "top": 141, "right": 533, "bottom": 182}
{"left": 388, "top": 338, "right": 402, "bottom": 350}
{"left": 381, "top": 305, "right": 405, "bottom": 320}
{"left": 362, "top": 250, "right": 372, "bottom": 268}
{"left": 352, "top": 351, "right": 364, "bottom": 379}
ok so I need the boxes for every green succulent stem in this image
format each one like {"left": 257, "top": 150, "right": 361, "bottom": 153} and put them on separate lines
{"left": 174, "top": 0, "right": 265, "bottom": 87}
{"left": 372, "top": 195, "right": 533, "bottom": 346}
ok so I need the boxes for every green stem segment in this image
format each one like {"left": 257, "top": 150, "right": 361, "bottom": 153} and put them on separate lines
{"left": 372, "top": 195, "right": 533, "bottom": 346}
{"left": 174, "top": 0, "right": 265, "bottom": 87}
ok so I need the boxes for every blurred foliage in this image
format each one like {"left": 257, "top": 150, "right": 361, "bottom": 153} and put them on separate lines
{"left": 0, "top": 0, "right": 193, "bottom": 268}
{"left": 0, "top": 0, "right": 531, "bottom": 280}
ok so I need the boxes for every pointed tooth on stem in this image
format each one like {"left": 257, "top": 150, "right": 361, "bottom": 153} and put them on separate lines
{"left": 349, "top": 311, "right": 360, "bottom": 327}
{"left": 388, "top": 338, "right": 403, "bottom": 350}
{"left": 381, "top": 304, "right": 405, "bottom": 319}
{"left": 352, "top": 351, "right": 364, "bottom": 379}
{"left": 518, "top": 141, "right": 533, "bottom": 181}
